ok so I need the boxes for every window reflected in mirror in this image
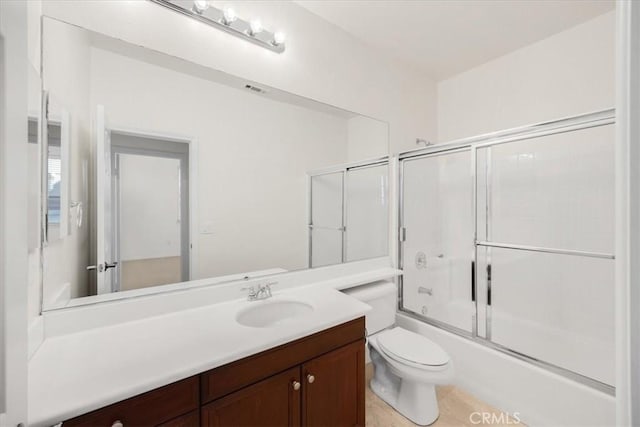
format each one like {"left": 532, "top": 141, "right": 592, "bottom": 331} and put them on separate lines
{"left": 47, "top": 121, "right": 62, "bottom": 230}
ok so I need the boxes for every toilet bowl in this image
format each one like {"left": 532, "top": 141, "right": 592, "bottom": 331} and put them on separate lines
{"left": 342, "top": 282, "right": 454, "bottom": 426}
{"left": 368, "top": 326, "right": 454, "bottom": 425}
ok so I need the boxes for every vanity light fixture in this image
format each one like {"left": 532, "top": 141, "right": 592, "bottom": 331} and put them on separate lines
{"left": 149, "top": 0, "right": 286, "bottom": 53}
{"left": 248, "top": 19, "right": 263, "bottom": 36}
{"left": 192, "top": 0, "right": 209, "bottom": 14}
{"left": 272, "top": 31, "right": 286, "bottom": 47}
{"left": 221, "top": 6, "right": 236, "bottom": 26}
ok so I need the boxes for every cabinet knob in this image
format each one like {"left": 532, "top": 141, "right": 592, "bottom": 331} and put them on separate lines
{"left": 292, "top": 381, "right": 301, "bottom": 391}
{"left": 112, "top": 421, "right": 124, "bottom": 427}
{"left": 307, "top": 374, "right": 315, "bottom": 384}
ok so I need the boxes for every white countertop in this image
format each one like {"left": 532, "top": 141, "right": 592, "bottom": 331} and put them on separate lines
{"left": 28, "top": 286, "right": 371, "bottom": 427}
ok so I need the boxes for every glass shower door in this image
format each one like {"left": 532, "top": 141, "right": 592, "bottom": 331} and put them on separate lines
{"left": 400, "top": 149, "right": 474, "bottom": 333}
{"left": 309, "top": 172, "right": 344, "bottom": 267}
{"left": 398, "top": 111, "right": 615, "bottom": 390}
{"left": 345, "top": 164, "right": 389, "bottom": 262}
{"left": 475, "top": 124, "right": 616, "bottom": 386}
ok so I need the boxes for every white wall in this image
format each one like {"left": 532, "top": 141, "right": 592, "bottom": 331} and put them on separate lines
{"left": 437, "top": 11, "right": 615, "bottom": 142}
{"left": 41, "top": 20, "right": 92, "bottom": 306}
{"left": 347, "top": 116, "right": 388, "bottom": 161}
{"left": 118, "top": 154, "right": 181, "bottom": 261}
{"left": 0, "top": 1, "right": 29, "bottom": 423}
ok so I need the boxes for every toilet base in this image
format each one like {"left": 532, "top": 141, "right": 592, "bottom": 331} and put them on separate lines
{"left": 370, "top": 373, "right": 439, "bottom": 426}
{"left": 366, "top": 329, "right": 453, "bottom": 426}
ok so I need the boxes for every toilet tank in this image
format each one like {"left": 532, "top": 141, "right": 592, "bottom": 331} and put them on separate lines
{"left": 342, "top": 281, "right": 397, "bottom": 335}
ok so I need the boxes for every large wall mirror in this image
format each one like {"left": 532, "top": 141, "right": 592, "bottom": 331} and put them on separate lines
{"left": 40, "top": 17, "right": 390, "bottom": 311}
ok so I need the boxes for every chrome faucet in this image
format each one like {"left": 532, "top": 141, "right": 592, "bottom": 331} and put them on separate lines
{"left": 242, "top": 282, "right": 277, "bottom": 301}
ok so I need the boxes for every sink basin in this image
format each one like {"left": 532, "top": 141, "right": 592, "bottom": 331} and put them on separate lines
{"left": 236, "top": 299, "right": 314, "bottom": 328}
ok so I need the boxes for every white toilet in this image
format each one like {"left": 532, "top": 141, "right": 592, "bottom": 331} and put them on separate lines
{"left": 344, "top": 281, "right": 454, "bottom": 426}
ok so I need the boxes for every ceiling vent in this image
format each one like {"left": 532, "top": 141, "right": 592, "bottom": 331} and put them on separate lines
{"left": 245, "top": 84, "right": 267, "bottom": 94}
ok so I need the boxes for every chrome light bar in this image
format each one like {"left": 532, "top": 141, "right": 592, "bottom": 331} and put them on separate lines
{"left": 149, "top": 0, "right": 286, "bottom": 53}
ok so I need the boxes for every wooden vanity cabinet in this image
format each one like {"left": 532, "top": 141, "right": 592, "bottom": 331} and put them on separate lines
{"left": 201, "top": 338, "right": 365, "bottom": 427}
{"left": 63, "top": 377, "right": 200, "bottom": 427}
{"left": 201, "top": 367, "right": 301, "bottom": 426}
{"left": 302, "top": 340, "right": 364, "bottom": 427}
{"left": 158, "top": 411, "right": 200, "bottom": 427}
{"left": 200, "top": 317, "right": 365, "bottom": 427}
{"left": 64, "top": 318, "right": 365, "bottom": 427}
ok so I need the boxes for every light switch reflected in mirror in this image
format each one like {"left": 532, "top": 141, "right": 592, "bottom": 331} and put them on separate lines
{"left": 40, "top": 17, "right": 390, "bottom": 311}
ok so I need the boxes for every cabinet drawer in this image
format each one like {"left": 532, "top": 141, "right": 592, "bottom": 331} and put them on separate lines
{"left": 201, "top": 317, "right": 365, "bottom": 403}
{"left": 64, "top": 377, "right": 199, "bottom": 427}
{"left": 157, "top": 410, "right": 199, "bottom": 427}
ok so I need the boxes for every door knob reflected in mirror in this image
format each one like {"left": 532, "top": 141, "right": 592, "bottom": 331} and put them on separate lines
{"left": 105, "top": 262, "right": 118, "bottom": 270}
{"left": 87, "top": 262, "right": 118, "bottom": 272}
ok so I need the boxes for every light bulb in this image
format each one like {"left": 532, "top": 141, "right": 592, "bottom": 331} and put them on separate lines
{"left": 272, "top": 31, "right": 286, "bottom": 46}
{"left": 222, "top": 7, "right": 236, "bottom": 25}
{"left": 249, "top": 19, "right": 263, "bottom": 36}
{"left": 192, "top": 0, "right": 209, "bottom": 14}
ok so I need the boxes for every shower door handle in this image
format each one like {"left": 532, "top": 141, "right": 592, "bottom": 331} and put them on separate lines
{"left": 471, "top": 260, "right": 476, "bottom": 302}
{"left": 486, "top": 263, "right": 492, "bottom": 306}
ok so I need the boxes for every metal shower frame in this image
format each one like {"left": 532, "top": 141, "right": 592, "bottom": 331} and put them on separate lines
{"left": 307, "top": 156, "right": 389, "bottom": 268}
{"left": 397, "top": 108, "right": 616, "bottom": 395}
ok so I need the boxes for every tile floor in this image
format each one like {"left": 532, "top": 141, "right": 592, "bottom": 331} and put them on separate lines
{"left": 365, "top": 365, "right": 524, "bottom": 427}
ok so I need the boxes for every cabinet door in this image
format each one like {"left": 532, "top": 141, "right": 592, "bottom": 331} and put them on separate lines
{"left": 64, "top": 377, "right": 199, "bottom": 427}
{"left": 201, "top": 367, "right": 301, "bottom": 427}
{"left": 302, "top": 339, "right": 365, "bottom": 427}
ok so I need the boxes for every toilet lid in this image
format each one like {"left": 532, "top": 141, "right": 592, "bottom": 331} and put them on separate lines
{"left": 377, "top": 327, "right": 450, "bottom": 367}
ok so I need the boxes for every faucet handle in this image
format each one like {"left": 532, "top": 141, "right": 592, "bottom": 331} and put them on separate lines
{"left": 264, "top": 281, "right": 278, "bottom": 296}
{"left": 241, "top": 285, "right": 257, "bottom": 298}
